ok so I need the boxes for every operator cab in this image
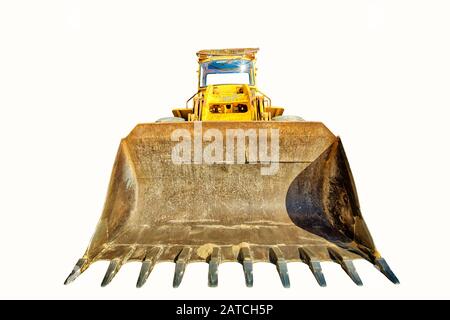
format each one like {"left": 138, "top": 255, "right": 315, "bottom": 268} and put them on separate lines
{"left": 172, "top": 48, "right": 283, "bottom": 121}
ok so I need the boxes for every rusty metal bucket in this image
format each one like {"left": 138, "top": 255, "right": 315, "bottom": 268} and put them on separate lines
{"left": 65, "top": 121, "right": 398, "bottom": 288}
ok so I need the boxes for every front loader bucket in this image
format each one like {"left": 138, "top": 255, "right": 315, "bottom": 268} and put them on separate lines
{"left": 65, "top": 122, "right": 398, "bottom": 288}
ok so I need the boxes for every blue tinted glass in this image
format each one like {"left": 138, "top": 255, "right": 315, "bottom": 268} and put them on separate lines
{"left": 200, "top": 59, "right": 253, "bottom": 87}
{"left": 206, "top": 60, "right": 252, "bottom": 72}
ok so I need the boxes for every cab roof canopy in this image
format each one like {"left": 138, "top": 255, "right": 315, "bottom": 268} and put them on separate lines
{"left": 196, "top": 48, "right": 259, "bottom": 62}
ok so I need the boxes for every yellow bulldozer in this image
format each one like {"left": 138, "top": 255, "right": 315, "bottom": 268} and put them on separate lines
{"left": 65, "top": 48, "right": 398, "bottom": 288}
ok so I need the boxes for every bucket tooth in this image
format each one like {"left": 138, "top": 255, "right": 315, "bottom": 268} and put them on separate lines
{"left": 238, "top": 246, "right": 253, "bottom": 287}
{"left": 328, "top": 248, "right": 363, "bottom": 286}
{"left": 101, "top": 259, "right": 120, "bottom": 287}
{"left": 243, "top": 261, "right": 253, "bottom": 288}
{"left": 208, "top": 247, "right": 221, "bottom": 288}
{"left": 137, "top": 247, "right": 163, "bottom": 288}
{"left": 137, "top": 261, "right": 153, "bottom": 288}
{"left": 299, "top": 248, "right": 326, "bottom": 287}
{"left": 269, "top": 247, "right": 290, "bottom": 288}
{"left": 173, "top": 247, "right": 192, "bottom": 288}
{"left": 64, "top": 258, "right": 88, "bottom": 285}
{"left": 342, "top": 260, "right": 362, "bottom": 286}
{"left": 375, "top": 258, "right": 400, "bottom": 284}
{"left": 309, "top": 261, "right": 326, "bottom": 287}
{"left": 101, "top": 247, "right": 135, "bottom": 287}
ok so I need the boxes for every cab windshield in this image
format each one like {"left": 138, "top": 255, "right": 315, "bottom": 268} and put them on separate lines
{"left": 200, "top": 59, "right": 254, "bottom": 87}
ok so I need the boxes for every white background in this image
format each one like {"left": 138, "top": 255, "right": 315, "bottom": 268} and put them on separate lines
{"left": 0, "top": 0, "right": 449, "bottom": 299}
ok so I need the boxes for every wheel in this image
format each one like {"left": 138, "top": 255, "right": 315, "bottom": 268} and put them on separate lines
{"left": 155, "top": 117, "right": 186, "bottom": 123}
{"left": 272, "top": 115, "right": 304, "bottom": 121}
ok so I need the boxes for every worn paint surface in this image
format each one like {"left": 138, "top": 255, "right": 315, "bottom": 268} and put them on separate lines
{"left": 65, "top": 121, "right": 399, "bottom": 287}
